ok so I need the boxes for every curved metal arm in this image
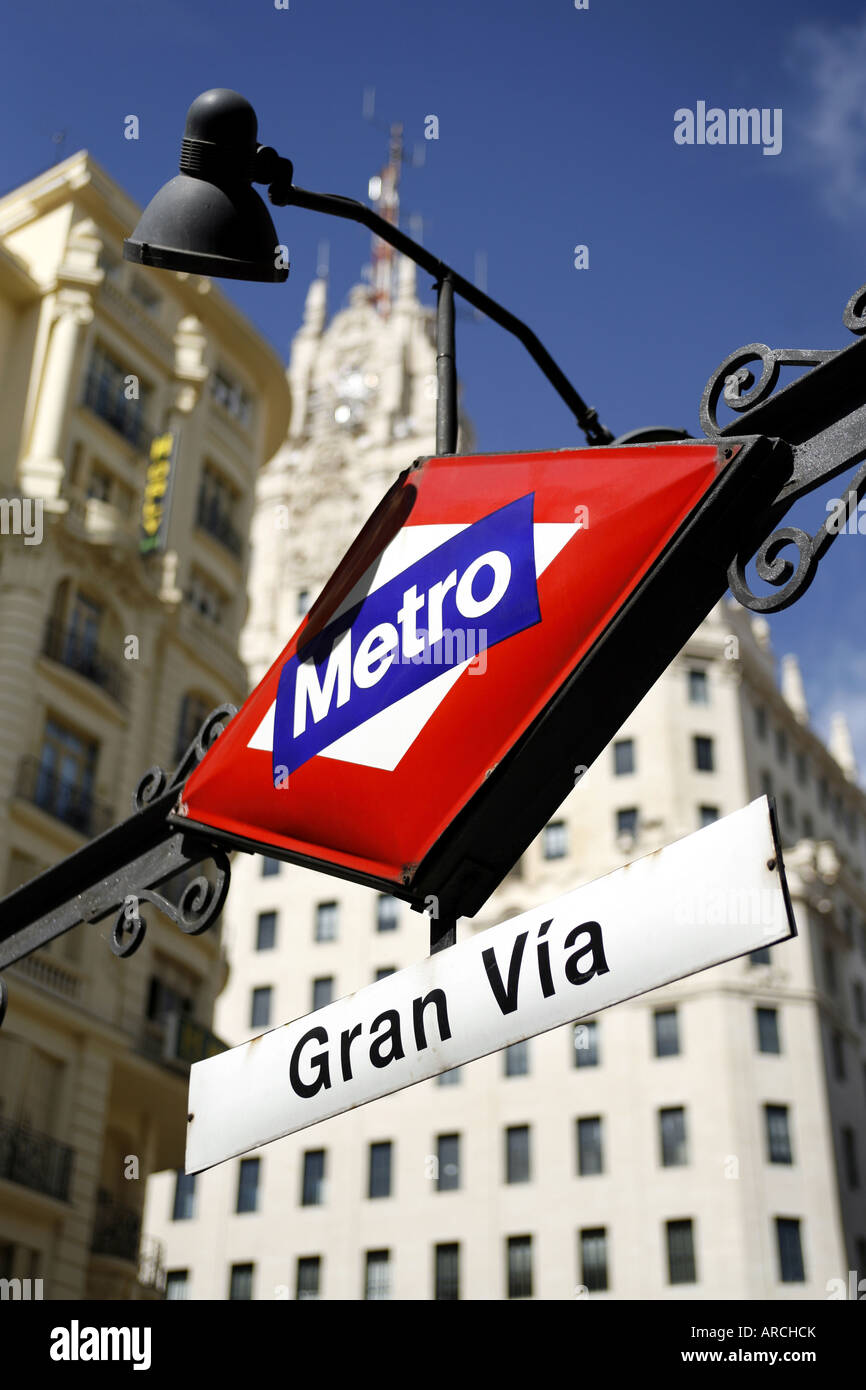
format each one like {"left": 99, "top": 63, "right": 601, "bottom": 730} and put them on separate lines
{"left": 256, "top": 153, "right": 613, "bottom": 446}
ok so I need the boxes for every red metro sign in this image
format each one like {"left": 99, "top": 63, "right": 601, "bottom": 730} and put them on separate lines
{"left": 178, "top": 437, "right": 789, "bottom": 918}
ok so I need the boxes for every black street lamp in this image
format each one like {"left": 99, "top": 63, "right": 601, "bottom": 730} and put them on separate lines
{"left": 124, "top": 88, "right": 615, "bottom": 452}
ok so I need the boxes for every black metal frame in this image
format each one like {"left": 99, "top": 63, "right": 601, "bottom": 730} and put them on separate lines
{"left": 2, "top": 142, "right": 866, "bottom": 1015}
{"left": 0, "top": 706, "right": 236, "bottom": 1023}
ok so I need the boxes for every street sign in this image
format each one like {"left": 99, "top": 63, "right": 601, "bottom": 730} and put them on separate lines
{"left": 185, "top": 797, "right": 794, "bottom": 1172}
{"left": 177, "top": 438, "right": 791, "bottom": 917}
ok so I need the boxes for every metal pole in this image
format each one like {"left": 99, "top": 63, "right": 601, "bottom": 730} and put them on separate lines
{"left": 436, "top": 276, "right": 458, "bottom": 455}
{"left": 430, "top": 911, "right": 457, "bottom": 955}
{"left": 267, "top": 181, "right": 614, "bottom": 446}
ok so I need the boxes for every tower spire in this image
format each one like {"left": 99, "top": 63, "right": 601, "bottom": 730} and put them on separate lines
{"left": 367, "top": 122, "right": 403, "bottom": 318}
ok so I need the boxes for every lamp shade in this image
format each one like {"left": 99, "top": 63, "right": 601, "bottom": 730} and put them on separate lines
{"left": 124, "top": 89, "right": 288, "bottom": 283}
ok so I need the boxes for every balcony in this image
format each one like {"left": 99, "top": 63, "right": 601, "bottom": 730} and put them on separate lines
{"left": 82, "top": 370, "right": 152, "bottom": 452}
{"left": 91, "top": 1188, "right": 141, "bottom": 1262}
{"left": 0, "top": 1117, "right": 73, "bottom": 1201}
{"left": 42, "top": 619, "right": 128, "bottom": 706}
{"left": 138, "top": 1013, "right": 229, "bottom": 1073}
{"left": 195, "top": 495, "right": 243, "bottom": 559}
{"left": 16, "top": 756, "right": 114, "bottom": 838}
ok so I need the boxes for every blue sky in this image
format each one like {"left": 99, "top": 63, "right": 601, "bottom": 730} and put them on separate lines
{"left": 2, "top": 0, "right": 865, "bottom": 772}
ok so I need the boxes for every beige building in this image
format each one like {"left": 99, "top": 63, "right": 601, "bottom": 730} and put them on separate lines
{"left": 0, "top": 151, "right": 290, "bottom": 1299}
{"left": 146, "top": 249, "right": 866, "bottom": 1302}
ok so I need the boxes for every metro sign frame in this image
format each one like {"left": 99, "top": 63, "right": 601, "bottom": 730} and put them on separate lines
{"left": 173, "top": 432, "right": 791, "bottom": 921}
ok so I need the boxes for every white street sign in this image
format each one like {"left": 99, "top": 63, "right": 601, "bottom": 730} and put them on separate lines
{"left": 186, "top": 797, "right": 795, "bottom": 1172}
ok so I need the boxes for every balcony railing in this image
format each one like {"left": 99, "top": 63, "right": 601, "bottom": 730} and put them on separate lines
{"left": 195, "top": 495, "right": 243, "bottom": 558}
{"left": 91, "top": 1188, "right": 141, "bottom": 1262}
{"left": 138, "top": 1013, "right": 229, "bottom": 1072}
{"left": 16, "top": 756, "right": 114, "bottom": 838}
{"left": 82, "top": 370, "right": 152, "bottom": 452}
{"left": 0, "top": 1116, "right": 73, "bottom": 1201}
{"left": 42, "top": 619, "right": 128, "bottom": 706}
{"left": 138, "top": 1236, "right": 166, "bottom": 1296}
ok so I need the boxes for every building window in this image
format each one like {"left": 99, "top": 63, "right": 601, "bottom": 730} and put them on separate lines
{"left": 436, "top": 1134, "right": 460, "bottom": 1191}
{"left": 688, "top": 669, "right": 709, "bottom": 704}
{"left": 699, "top": 805, "right": 719, "bottom": 827}
{"left": 261, "top": 857, "right": 280, "bottom": 877}
{"left": 171, "top": 1170, "right": 196, "bottom": 1221}
{"left": 301, "top": 1150, "right": 326, "bottom": 1206}
{"left": 211, "top": 366, "right": 252, "bottom": 426}
{"left": 250, "top": 986, "right": 272, "bottom": 1029}
{"left": 693, "top": 735, "right": 714, "bottom": 772}
{"left": 577, "top": 1116, "right": 603, "bottom": 1176}
{"left": 542, "top": 821, "right": 567, "bottom": 859}
{"left": 297, "top": 589, "right": 311, "bottom": 616}
{"left": 434, "top": 1243, "right": 459, "bottom": 1300}
{"left": 781, "top": 792, "right": 796, "bottom": 834}
{"left": 186, "top": 566, "right": 228, "bottom": 625}
{"left": 756, "top": 1007, "right": 781, "bottom": 1054}
{"left": 749, "top": 947, "right": 771, "bottom": 966}
{"left": 506, "top": 1235, "right": 533, "bottom": 1299}
{"left": 579, "top": 1228, "right": 609, "bottom": 1293}
{"left": 364, "top": 1249, "right": 391, "bottom": 1301}
{"left": 33, "top": 718, "right": 99, "bottom": 834}
{"left": 755, "top": 705, "right": 767, "bottom": 739}
{"left": 228, "top": 1263, "right": 254, "bottom": 1300}
{"left": 775, "top": 728, "right": 788, "bottom": 763}
{"left": 165, "top": 1270, "right": 189, "bottom": 1300}
{"left": 573, "top": 1019, "right": 599, "bottom": 1067}
{"left": 832, "top": 1030, "right": 846, "bottom": 1081}
{"left": 616, "top": 807, "right": 638, "bottom": 839}
{"left": 314, "top": 901, "right": 338, "bottom": 943}
{"left": 296, "top": 1256, "right": 320, "bottom": 1300}
{"left": 802, "top": 813, "right": 815, "bottom": 839}
{"left": 130, "top": 276, "right": 161, "bottom": 313}
{"left": 312, "top": 977, "right": 333, "bottom": 1011}
{"left": 843, "top": 1127, "right": 860, "bottom": 1189}
{"left": 854, "top": 982, "right": 865, "bottom": 1026}
{"left": 795, "top": 751, "right": 808, "bottom": 786}
{"left": 368, "top": 1141, "right": 392, "bottom": 1199}
{"left": 504, "top": 1040, "right": 529, "bottom": 1076}
{"left": 375, "top": 967, "right": 396, "bottom": 982}
{"left": 255, "top": 911, "right": 277, "bottom": 951}
{"left": 437, "top": 1067, "right": 461, "bottom": 1086}
{"left": 666, "top": 1220, "right": 697, "bottom": 1284}
{"left": 236, "top": 1157, "right": 261, "bottom": 1213}
{"left": 506, "top": 1125, "right": 531, "bottom": 1183}
{"left": 823, "top": 946, "right": 837, "bottom": 995}
{"left": 173, "top": 693, "right": 213, "bottom": 763}
{"left": 765, "top": 1105, "right": 793, "bottom": 1164}
{"left": 653, "top": 1008, "right": 680, "bottom": 1057}
{"left": 775, "top": 1218, "right": 805, "bottom": 1283}
{"left": 613, "top": 739, "right": 635, "bottom": 775}
{"left": 659, "top": 1107, "right": 688, "bottom": 1167}
{"left": 376, "top": 895, "right": 399, "bottom": 932}
{"left": 196, "top": 461, "right": 243, "bottom": 557}
{"left": 83, "top": 341, "right": 152, "bottom": 448}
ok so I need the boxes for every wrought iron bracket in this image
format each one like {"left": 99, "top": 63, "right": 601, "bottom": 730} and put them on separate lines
{"left": 700, "top": 283, "right": 866, "bottom": 611}
{"left": 0, "top": 704, "right": 238, "bottom": 1026}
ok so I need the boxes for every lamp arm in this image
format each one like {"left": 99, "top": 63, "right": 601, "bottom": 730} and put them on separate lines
{"left": 259, "top": 160, "right": 613, "bottom": 446}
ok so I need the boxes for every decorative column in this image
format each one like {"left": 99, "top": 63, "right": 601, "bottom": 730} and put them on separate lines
{"left": 19, "top": 289, "right": 94, "bottom": 502}
{"left": 0, "top": 539, "right": 59, "bottom": 890}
